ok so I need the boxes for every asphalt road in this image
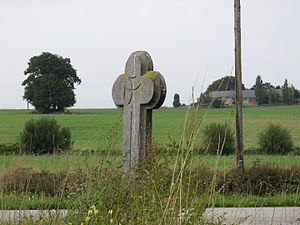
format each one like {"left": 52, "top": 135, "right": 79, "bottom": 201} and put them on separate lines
{"left": 0, "top": 207, "right": 300, "bottom": 224}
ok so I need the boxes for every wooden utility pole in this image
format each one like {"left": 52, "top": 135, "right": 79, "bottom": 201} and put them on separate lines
{"left": 234, "top": 0, "right": 245, "bottom": 173}
{"left": 192, "top": 86, "right": 195, "bottom": 106}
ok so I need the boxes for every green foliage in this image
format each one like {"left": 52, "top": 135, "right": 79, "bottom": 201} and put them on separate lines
{"left": 254, "top": 76, "right": 285, "bottom": 105}
{"left": 172, "top": 93, "right": 181, "bottom": 107}
{"left": 294, "top": 89, "right": 300, "bottom": 99}
{"left": 198, "top": 92, "right": 212, "bottom": 104}
{"left": 0, "top": 167, "right": 81, "bottom": 196}
{"left": 211, "top": 194, "right": 300, "bottom": 207}
{"left": 218, "top": 165, "right": 300, "bottom": 196}
{"left": 2, "top": 164, "right": 300, "bottom": 211}
{"left": 20, "top": 118, "right": 72, "bottom": 154}
{"left": 255, "top": 75, "right": 268, "bottom": 105}
{"left": 211, "top": 98, "right": 223, "bottom": 108}
{"left": 282, "top": 79, "right": 298, "bottom": 105}
{"left": 0, "top": 143, "right": 20, "bottom": 154}
{"left": 282, "top": 79, "right": 290, "bottom": 104}
{"left": 206, "top": 76, "right": 245, "bottom": 92}
{"left": 268, "top": 88, "right": 280, "bottom": 105}
{"left": 198, "top": 76, "right": 245, "bottom": 107}
{"left": 258, "top": 123, "right": 293, "bottom": 154}
{"left": 22, "top": 52, "right": 81, "bottom": 113}
{"left": 202, "top": 123, "right": 234, "bottom": 155}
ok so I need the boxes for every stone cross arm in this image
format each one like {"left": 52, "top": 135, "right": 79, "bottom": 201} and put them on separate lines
{"left": 112, "top": 71, "right": 166, "bottom": 110}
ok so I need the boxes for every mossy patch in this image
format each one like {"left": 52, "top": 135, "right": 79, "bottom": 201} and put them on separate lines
{"left": 145, "top": 71, "right": 160, "bottom": 80}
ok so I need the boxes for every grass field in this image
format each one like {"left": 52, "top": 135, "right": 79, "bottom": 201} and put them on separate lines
{"left": 0, "top": 105, "right": 300, "bottom": 150}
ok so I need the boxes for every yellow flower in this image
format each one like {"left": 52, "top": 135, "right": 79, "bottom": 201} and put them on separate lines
{"left": 81, "top": 223, "right": 84, "bottom": 225}
{"left": 110, "top": 218, "right": 113, "bottom": 223}
{"left": 91, "top": 205, "right": 96, "bottom": 210}
{"left": 68, "top": 223, "right": 73, "bottom": 225}
{"left": 108, "top": 209, "right": 113, "bottom": 215}
{"left": 85, "top": 216, "right": 91, "bottom": 222}
{"left": 50, "top": 209, "right": 56, "bottom": 215}
{"left": 94, "top": 209, "right": 99, "bottom": 215}
{"left": 87, "top": 210, "right": 93, "bottom": 215}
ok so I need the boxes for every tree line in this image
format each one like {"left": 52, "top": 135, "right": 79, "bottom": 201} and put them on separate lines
{"left": 21, "top": 52, "right": 299, "bottom": 112}
{"left": 196, "top": 75, "right": 299, "bottom": 107}
{"left": 255, "top": 75, "right": 299, "bottom": 105}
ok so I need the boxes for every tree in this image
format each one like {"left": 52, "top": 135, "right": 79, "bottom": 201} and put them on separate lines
{"left": 290, "top": 85, "right": 296, "bottom": 104}
{"left": 294, "top": 88, "right": 300, "bottom": 99}
{"left": 198, "top": 92, "right": 211, "bottom": 105}
{"left": 282, "top": 79, "right": 297, "bottom": 105}
{"left": 22, "top": 52, "right": 81, "bottom": 113}
{"left": 268, "top": 89, "right": 280, "bottom": 105}
{"left": 282, "top": 79, "right": 290, "bottom": 104}
{"left": 206, "top": 76, "right": 245, "bottom": 93}
{"left": 197, "top": 76, "right": 245, "bottom": 107}
{"left": 173, "top": 93, "right": 181, "bottom": 107}
{"left": 255, "top": 75, "right": 267, "bottom": 105}
{"left": 211, "top": 99, "right": 223, "bottom": 108}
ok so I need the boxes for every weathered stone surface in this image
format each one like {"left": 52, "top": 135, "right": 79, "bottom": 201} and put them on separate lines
{"left": 112, "top": 51, "right": 166, "bottom": 173}
{"left": 0, "top": 210, "right": 68, "bottom": 222}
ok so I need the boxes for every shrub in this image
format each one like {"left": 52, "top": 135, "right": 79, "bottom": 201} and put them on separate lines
{"left": 218, "top": 165, "right": 300, "bottom": 196}
{"left": 211, "top": 99, "right": 223, "bottom": 108}
{"left": 201, "top": 122, "right": 234, "bottom": 155}
{"left": 258, "top": 123, "right": 293, "bottom": 154}
{"left": 20, "top": 118, "right": 72, "bottom": 154}
{"left": 0, "top": 167, "right": 81, "bottom": 196}
{"left": 0, "top": 143, "right": 20, "bottom": 154}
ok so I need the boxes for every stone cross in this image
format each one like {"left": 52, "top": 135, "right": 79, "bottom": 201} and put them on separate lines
{"left": 112, "top": 51, "right": 166, "bottom": 173}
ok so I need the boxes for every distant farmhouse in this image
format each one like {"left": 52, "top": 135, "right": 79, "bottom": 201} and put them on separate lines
{"left": 209, "top": 89, "right": 283, "bottom": 106}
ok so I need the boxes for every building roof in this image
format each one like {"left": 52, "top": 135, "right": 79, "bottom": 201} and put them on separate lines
{"left": 242, "top": 90, "right": 256, "bottom": 98}
{"left": 209, "top": 89, "right": 283, "bottom": 99}
{"left": 210, "top": 91, "right": 235, "bottom": 98}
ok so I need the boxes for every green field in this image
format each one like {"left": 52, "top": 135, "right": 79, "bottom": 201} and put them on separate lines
{"left": 0, "top": 105, "right": 300, "bottom": 150}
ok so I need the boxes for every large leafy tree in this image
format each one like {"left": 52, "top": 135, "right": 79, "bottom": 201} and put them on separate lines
{"left": 197, "top": 76, "right": 245, "bottom": 107}
{"left": 206, "top": 76, "right": 245, "bottom": 92}
{"left": 22, "top": 52, "right": 81, "bottom": 113}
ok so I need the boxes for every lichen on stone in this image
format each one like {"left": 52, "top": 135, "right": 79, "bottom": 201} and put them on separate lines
{"left": 145, "top": 71, "right": 160, "bottom": 80}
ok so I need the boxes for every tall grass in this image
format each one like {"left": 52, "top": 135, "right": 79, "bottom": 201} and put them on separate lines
{"left": 61, "top": 106, "right": 226, "bottom": 225}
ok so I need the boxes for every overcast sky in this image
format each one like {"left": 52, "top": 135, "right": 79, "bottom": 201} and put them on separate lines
{"left": 1, "top": 0, "right": 299, "bottom": 109}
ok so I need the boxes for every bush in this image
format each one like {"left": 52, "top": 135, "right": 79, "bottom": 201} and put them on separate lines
{"left": 201, "top": 122, "right": 234, "bottom": 155}
{"left": 211, "top": 99, "right": 223, "bottom": 108}
{"left": 0, "top": 143, "right": 20, "bottom": 154}
{"left": 0, "top": 167, "right": 81, "bottom": 196}
{"left": 20, "top": 118, "right": 72, "bottom": 154}
{"left": 258, "top": 123, "right": 293, "bottom": 154}
{"left": 218, "top": 165, "right": 300, "bottom": 196}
